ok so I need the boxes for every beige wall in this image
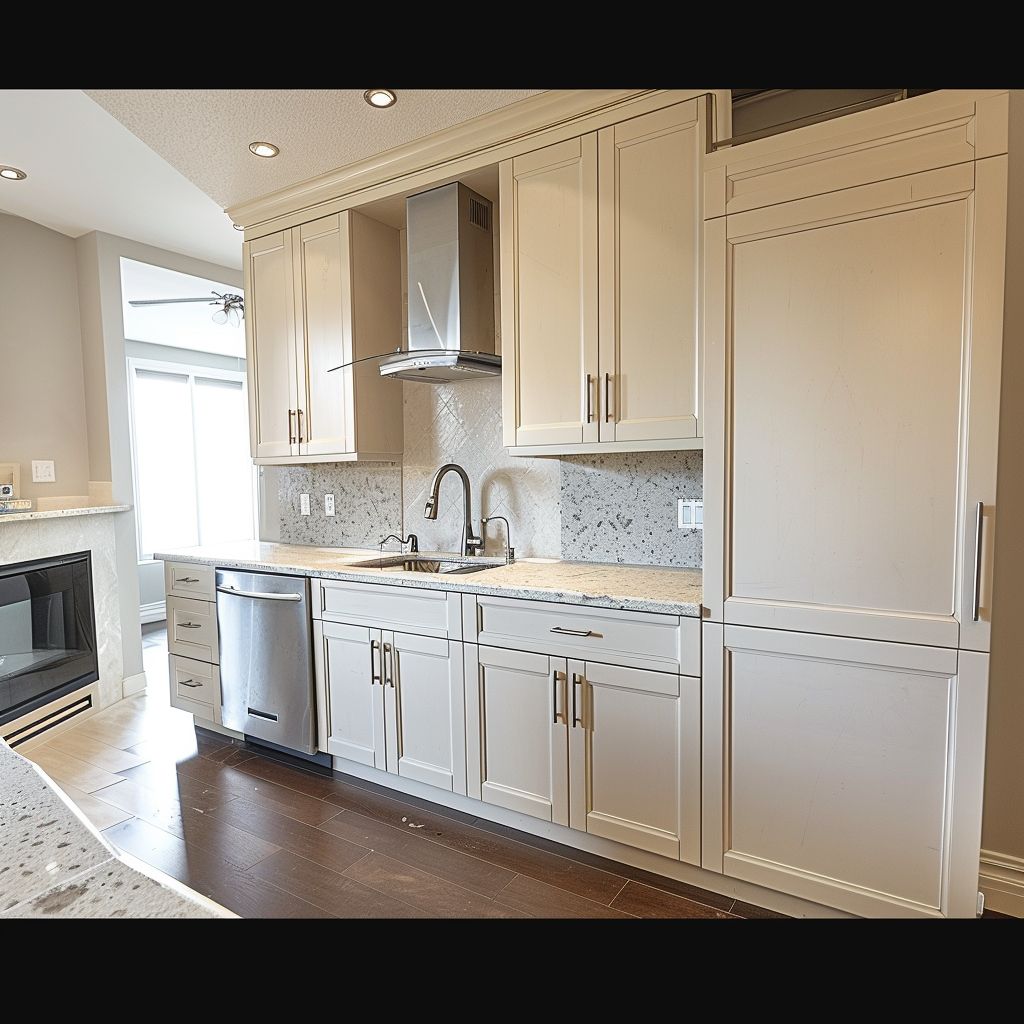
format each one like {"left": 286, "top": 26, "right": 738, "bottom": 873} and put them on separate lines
{"left": 982, "top": 90, "right": 1024, "bottom": 863}
{"left": 0, "top": 213, "right": 91, "bottom": 500}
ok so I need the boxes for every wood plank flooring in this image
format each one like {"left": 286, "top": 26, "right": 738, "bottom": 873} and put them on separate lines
{"left": 17, "top": 627, "right": 767, "bottom": 920}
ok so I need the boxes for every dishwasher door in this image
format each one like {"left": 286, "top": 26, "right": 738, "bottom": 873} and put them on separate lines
{"left": 216, "top": 569, "right": 315, "bottom": 754}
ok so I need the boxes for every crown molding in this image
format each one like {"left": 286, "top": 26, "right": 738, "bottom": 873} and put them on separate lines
{"left": 228, "top": 89, "right": 655, "bottom": 230}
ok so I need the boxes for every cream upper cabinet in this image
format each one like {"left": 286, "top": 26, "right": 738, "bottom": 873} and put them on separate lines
{"left": 702, "top": 623, "right": 989, "bottom": 918}
{"left": 568, "top": 660, "right": 700, "bottom": 864}
{"left": 501, "top": 98, "right": 704, "bottom": 455}
{"left": 244, "top": 209, "right": 403, "bottom": 465}
{"left": 703, "top": 102, "right": 1007, "bottom": 652}
{"left": 245, "top": 231, "right": 298, "bottom": 459}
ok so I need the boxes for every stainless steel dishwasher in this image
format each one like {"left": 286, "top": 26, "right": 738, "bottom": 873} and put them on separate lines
{"left": 215, "top": 568, "right": 316, "bottom": 755}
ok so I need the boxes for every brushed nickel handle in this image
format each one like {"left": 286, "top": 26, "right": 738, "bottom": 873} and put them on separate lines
{"left": 297, "top": 408, "right": 305, "bottom": 444}
{"left": 571, "top": 672, "right": 584, "bottom": 728}
{"left": 973, "top": 500, "right": 985, "bottom": 622}
{"left": 178, "top": 679, "right": 202, "bottom": 688}
{"left": 370, "top": 638, "right": 381, "bottom": 685}
{"left": 383, "top": 642, "right": 394, "bottom": 688}
{"left": 550, "top": 626, "right": 595, "bottom": 637}
{"left": 585, "top": 373, "right": 594, "bottom": 423}
{"left": 178, "top": 622, "right": 201, "bottom": 629}
{"left": 288, "top": 409, "right": 296, "bottom": 444}
{"left": 605, "top": 372, "right": 612, "bottom": 422}
{"left": 551, "top": 669, "right": 561, "bottom": 724}
{"left": 177, "top": 576, "right": 200, "bottom": 584}
{"left": 216, "top": 586, "right": 302, "bottom": 602}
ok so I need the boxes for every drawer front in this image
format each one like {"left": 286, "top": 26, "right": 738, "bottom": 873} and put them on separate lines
{"left": 167, "top": 595, "right": 219, "bottom": 663}
{"left": 314, "top": 579, "right": 461, "bottom": 639}
{"left": 168, "top": 654, "right": 220, "bottom": 722}
{"left": 165, "top": 561, "right": 215, "bottom": 601}
{"left": 472, "top": 594, "right": 697, "bottom": 674}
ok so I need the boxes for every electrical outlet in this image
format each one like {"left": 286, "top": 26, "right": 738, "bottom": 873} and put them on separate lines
{"left": 325, "top": 493, "right": 336, "bottom": 517}
{"left": 678, "top": 498, "right": 703, "bottom": 530}
{"left": 32, "top": 460, "right": 55, "bottom": 483}
{"left": 300, "top": 493, "right": 311, "bottom": 516}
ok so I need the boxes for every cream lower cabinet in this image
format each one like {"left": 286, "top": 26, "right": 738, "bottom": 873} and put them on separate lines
{"left": 314, "top": 620, "right": 466, "bottom": 795}
{"left": 163, "top": 560, "right": 220, "bottom": 725}
{"left": 702, "top": 624, "right": 989, "bottom": 919}
{"left": 465, "top": 645, "right": 700, "bottom": 863}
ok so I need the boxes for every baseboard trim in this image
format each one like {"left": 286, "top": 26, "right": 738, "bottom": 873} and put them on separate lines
{"left": 122, "top": 670, "right": 148, "bottom": 697}
{"left": 140, "top": 600, "right": 166, "bottom": 625}
{"left": 980, "top": 849, "right": 1024, "bottom": 917}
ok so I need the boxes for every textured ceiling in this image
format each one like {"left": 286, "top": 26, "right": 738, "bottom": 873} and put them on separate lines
{"left": 86, "top": 89, "right": 544, "bottom": 212}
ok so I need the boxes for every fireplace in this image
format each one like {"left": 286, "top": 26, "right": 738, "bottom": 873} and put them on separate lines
{"left": 0, "top": 551, "right": 98, "bottom": 726}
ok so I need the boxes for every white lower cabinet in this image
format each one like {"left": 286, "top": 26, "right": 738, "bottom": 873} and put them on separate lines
{"left": 465, "top": 645, "right": 700, "bottom": 863}
{"left": 314, "top": 620, "right": 466, "bottom": 795}
{"left": 701, "top": 623, "right": 989, "bottom": 918}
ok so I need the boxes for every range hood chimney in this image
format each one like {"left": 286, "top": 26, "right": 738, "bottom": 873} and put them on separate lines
{"left": 378, "top": 182, "right": 499, "bottom": 383}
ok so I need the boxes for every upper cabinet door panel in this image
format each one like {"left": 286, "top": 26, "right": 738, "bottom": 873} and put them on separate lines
{"left": 245, "top": 232, "right": 297, "bottom": 459}
{"left": 501, "top": 135, "right": 599, "bottom": 447}
{"left": 296, "top": 215, "right": 353, "bottom": 456}
{"left": 599, "top": 100, "right": 701, "bottom": 443}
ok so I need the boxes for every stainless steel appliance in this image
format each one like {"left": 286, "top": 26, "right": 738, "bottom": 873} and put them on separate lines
{"left": 378, "top": 182, "right": 498, "bottom": 383}
{"left": 216, "top": 568, "right": 316, "bottom": 755}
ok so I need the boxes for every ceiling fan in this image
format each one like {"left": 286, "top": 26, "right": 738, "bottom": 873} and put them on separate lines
{"left": 128, "top": 290, "right": 245, "bottom": 327}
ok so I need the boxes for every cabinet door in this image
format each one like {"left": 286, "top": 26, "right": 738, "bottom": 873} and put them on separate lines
{"left": 383, "top": 631, "right": 466, "bottom": 794}
{"left": 598, "top": 100, "right": 702, "bottom": 442}
{"left": 702, "top": 623, "right": 989, "bottom": 918}
{"left": 314, "top": 620, "right": 385, "bottom": 769}
{"left": 704, "top": 158, "right": 1006, "bottom": 651}
{"left": 567, "top": 660, "right": 699, "bottom": 863}
{"left": 295, "top": 214, "right": 354, "bottom": 457}
{"left": 465, "top": 645, "right": 569, "bottom": 825}
{"left": 500, "top": 135, "right": 599, "bottom": 448}
{"left": 244, "top": 231, "right": 299, "bottom": 459}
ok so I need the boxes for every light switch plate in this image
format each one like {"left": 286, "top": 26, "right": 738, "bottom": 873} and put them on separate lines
{"left": 325, "top": 493, "right": 336, "bottom": 517}
{"left": 678, "top": 498, "right": 703, "bottom": 530}
{"left": 32, "top": 460, "right": 55, "bottom": 483}
{"left": 300, "top": 493, "right": 311, "bottom": 516}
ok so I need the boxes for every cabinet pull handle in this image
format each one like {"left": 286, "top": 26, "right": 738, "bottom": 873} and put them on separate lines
{"left": 605, "top": 372, "right": 612, "bottom": 422}
{"left": 571, "top": 672, "right": 584, "bottom": 728}
{"left": 551, "top": 669, "right": 561, "bottom": 724}
{"left": 178, "top": 679, "right": 202, "bottom": 688}
{"left": 584, "top": 374, "right": 594, "bottom": 423}
{"left": 288, "top": 409, "right": 296, "bottom": 444}
{"left": 973, "top": 500, "right": 985, "bottom": 622}
{"left": 178, "top": 577, "right": 199, "bottom": 584}
{"left": 383, "top": 642, "right": 394, "bottom": 688}
{"left": 297, "top": 408, "right": 305, "bottom": 444}
{"left": 370, "top": 638, "right": 381, "bottom": 685}
{"left": 178, "top": 622, "right": 201, "bottom": 629}
{"left": 550, "top": 626, "right": 595, "bottom": 637}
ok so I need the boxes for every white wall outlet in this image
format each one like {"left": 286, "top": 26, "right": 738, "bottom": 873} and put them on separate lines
{"left": 678, "top": 498, "right": 703, "bottom": 530}
{"left": 325, "top": 493, "right": 336, "bottom": 517}
{"left": 300, "top": 493, "right": 311, "bottom": 516}
{"left": 31, "top": 460, "right": 55, "bottom": 483}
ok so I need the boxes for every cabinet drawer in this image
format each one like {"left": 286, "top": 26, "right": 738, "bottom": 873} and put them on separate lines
{"left": 168, "top": 654, "right": 220, "bottom": 722}
{"left": 471, "top": 594, "right": 697, "bottom": 675}
{"left": 167, "top": 595, "right": 219, "bottom": 663}
{"left": 165, "top": 561, "right": 215, "bottom": 601}
{"left": 314, "top": 579, "right": 461, "bottom": 639}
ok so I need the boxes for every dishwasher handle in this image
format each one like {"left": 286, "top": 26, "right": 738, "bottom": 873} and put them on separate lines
{"left": 216, "top": 585, "right": 302, "bottom": 602}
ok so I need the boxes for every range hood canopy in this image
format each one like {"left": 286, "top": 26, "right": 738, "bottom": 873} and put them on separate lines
{"left": 379, "top": 181, "right": 498, "bottom": 384}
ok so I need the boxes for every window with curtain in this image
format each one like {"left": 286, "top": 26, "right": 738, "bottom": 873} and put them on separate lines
{"left": 129, "top": 362, "right": 255, "bottom": 559}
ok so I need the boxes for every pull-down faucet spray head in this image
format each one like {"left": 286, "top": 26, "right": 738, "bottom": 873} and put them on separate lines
{"left": 423, "top": 495, "right": 438, "bottom": 520}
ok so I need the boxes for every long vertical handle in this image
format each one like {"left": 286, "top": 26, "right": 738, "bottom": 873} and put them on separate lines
{"left": 297, "top": 408, "right": 305, "bottom": 444}
{"left": 288, "top": 409, "right": 296, "bottom": 444}
{"left": 604, "top": 373, "right": 612, "bottom": 423}
{"left": 584, "top": 374, "right": 594, "bottom": 422}
{"left": 972, "top": 501, "right": 985, "bottom": 622}
{"left": 370, "top": 638, "right": 381, "bottom": 685}
{"left": 571, "top": 672, "right": 584, "bottom": 728}
{"left": 383, "top": 642, "right": 394, "bottom": 688}
{"left": 551, "top": 669, "right": 560, "bottom": 724}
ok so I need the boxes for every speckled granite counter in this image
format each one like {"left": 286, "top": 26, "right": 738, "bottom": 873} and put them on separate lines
{"left": 155, "top": 541, "right": 703, "bottom": 617}
{"left": 0, "top": 740, "right": 228, "bottom": 918}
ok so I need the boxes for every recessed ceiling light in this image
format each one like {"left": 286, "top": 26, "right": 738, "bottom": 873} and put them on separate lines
{"left": 248, "top": 141, "right": 279, "bottom": 158}
{"left": 363, "top": 89, "right": 397, "bottom": 109}
{"left": 233, "top": 224, "right": 245, "bottom": 232}
{"left": 0, "top": 166, "right": 27, "bottom": 181}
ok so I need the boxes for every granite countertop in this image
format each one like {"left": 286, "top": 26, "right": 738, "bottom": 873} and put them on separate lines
{"left": 0, "top": 739, "right": 228, "bottom": 918}
{"left": 155, "top": 540, "right": 703, "bottom": 617}
{"left": 0, "top": 504, "right": 131, "bottom": 524}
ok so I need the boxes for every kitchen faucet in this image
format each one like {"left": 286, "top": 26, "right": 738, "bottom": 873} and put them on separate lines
{"left": 423, "top": 463, "right": 483, "bottom": 556}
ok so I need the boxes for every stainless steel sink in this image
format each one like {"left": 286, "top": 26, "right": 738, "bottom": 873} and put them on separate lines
{"left": 349, "top": 555, "right": 497, "bottom": 575}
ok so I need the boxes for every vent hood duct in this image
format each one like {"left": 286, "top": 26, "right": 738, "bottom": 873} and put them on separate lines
{"left": 378, "top": 181, "right": 499, "bottom": 383}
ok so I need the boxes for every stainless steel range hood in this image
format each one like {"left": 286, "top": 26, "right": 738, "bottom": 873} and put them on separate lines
{"left": 378, "top": 182, "right": 499, "bottom": 383}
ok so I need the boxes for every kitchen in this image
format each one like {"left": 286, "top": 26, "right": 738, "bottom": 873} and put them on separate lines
{"left": 1, "top": 87, "right": 1020, "bottom": 920}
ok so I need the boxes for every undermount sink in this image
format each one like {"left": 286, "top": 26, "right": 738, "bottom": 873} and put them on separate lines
{"left": 349, "top": 555, "right": 498, "bottom": 575}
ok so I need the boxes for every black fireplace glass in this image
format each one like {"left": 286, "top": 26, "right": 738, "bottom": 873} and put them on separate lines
{"left": 0, "top": 551, "right": 98, "bottom": 724}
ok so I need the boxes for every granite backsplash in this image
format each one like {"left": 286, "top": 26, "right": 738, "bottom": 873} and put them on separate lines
{"left": 271, "top": 378, "right": 703, "bottom": 568}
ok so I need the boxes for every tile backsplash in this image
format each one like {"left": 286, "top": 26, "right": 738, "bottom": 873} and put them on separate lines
{"left": 272, "top": 378, "right": 703, "bottom": 567}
